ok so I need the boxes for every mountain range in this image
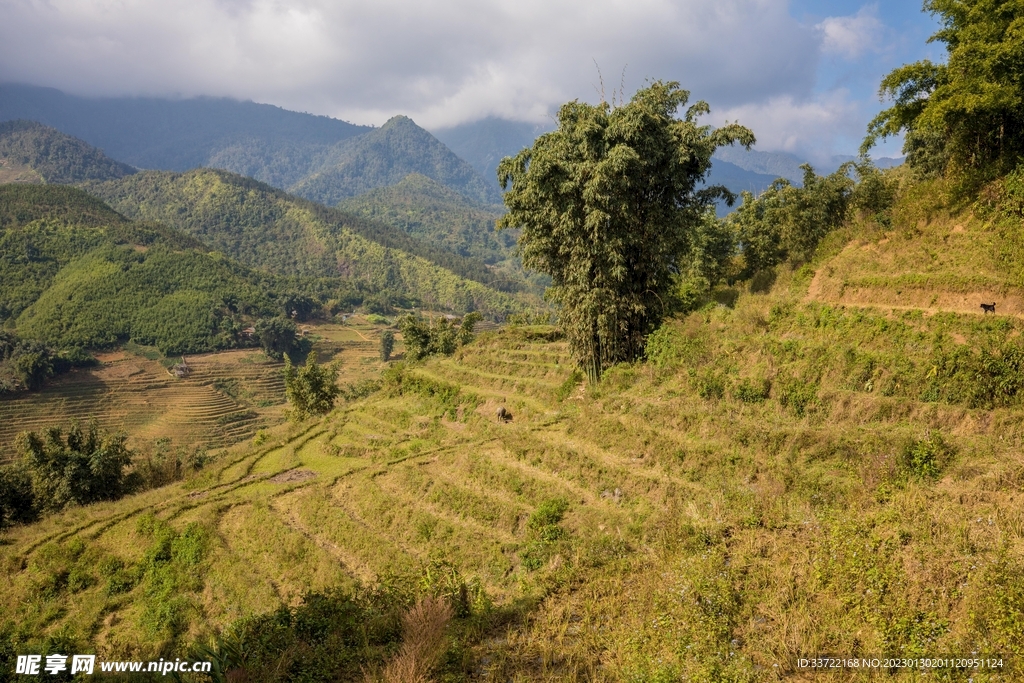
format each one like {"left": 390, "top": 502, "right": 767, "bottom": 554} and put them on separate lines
{"left": 2, "top": 84, "right": 905, "bottom": 214}
{"left": 0, "top": 84, "right": 499, "bottom": 206}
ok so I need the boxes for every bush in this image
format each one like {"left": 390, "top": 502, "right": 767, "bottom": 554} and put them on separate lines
{"left": 775, "top": 376, "right": 818, "bottom": 416}
{"left": 0, "top": 464, "right": 37, "bottom": 529}
{"left": 284, "top": 354, "right": 341, "bottom": 420}
{"left": 18, "top": 422, "right": 135, "bottom": 512}
{"left": 379, "top": 330, "right": 395, "bottom": 362}
{"left": 900, "top": 433, "right": 955, "bottom": 479}
{"left": 693, "top": 370, "right": 726, "bottom": 400}
{"left": 924, "top": 343, "right": 1024, "bottom": 408}
{"left": 522, "top": 498, "right": 570, "bottom": 570}
{"left": 732, "top": 377, "right": 771, "bottom": 403}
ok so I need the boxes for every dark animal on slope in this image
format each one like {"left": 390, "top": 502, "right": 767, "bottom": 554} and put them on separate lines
{"left": 981, "top": 302, "right": 996, "bottom": 314}
{"left": 496, "top": 406, "right": 512, "bottom": 423}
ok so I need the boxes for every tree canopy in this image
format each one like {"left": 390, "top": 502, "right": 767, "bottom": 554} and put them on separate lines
{"left": 284, "top": 354, "right": 342, "bottom": 420}
{"left": 863, "top": 0, "right": 1024, "bottom": 177}
{"left": 497, "top": 81, "right": 754, "bottom": 381}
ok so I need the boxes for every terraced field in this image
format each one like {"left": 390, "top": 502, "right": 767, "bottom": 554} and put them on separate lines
{"left": 0, "top": 319, "right": 387, "bottom": 462}
{"left": 0, "top": 350, "right": 283, "bottom": 461}
{"left": 4, "top": 298, "right": 1024, "bottom": 680}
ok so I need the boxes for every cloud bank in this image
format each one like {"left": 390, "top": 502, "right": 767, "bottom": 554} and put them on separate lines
{"left": 0, "top": 0, "right": 890, "bottom": 157}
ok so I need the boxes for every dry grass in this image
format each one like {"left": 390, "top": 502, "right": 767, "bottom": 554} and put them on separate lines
{"left": 375, "top": 597, "right": 453, "bottom": 683}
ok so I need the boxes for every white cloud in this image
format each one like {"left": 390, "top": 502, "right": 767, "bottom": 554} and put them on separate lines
{"left": 817, "top": 5, "right": 884, "bottom": 60}
{"left": 0, "top": 0, "right": 822, "bottom": 128}
{"left": 713, "top": 90, "right": 864, "bottom": 163}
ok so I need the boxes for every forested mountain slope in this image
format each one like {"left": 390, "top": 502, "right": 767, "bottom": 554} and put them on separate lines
{"left": 0, "top": 86, "right": 499, "bottom": 206}
{"left": 86, "top": 169, "right": 525, "bottom": 314}
{"left": 0, "top": 120, "right": 136, "bottom": 184}
{"left": 0, "top": 184, "right": 282, "bottom": 353}
{"left": 336, "top": 173, "right": 512, "bottom": 264}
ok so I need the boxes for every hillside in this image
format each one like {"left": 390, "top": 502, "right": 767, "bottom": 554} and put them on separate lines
{"left": 0, "top": 184, "right": 293, "bottom": 354}
{"left": 288, "top": 116, "right": 501, "bottom": 207}
{"left": 0, "top": 120, "right": 135, "bottom": 184}
{"left": 807, "top": 174, "right": 1024, "bottom": 316}
{"left": 86, "top": 169, "right": 526, "bottom": 313}
{"left": 336, "top": 173, "right": 513, "bottom": 264}
{"left": 2, "top": 272, "right": 1023, "bottom": 678}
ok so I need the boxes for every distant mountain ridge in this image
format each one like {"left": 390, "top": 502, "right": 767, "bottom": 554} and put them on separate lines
{"left": 0, "top": 84, "right": 499, "bottom": 206}
{"left": 433, "top": 117, "right": 554, "bottom": 192}
{"left": 289, "top": 115, "right": 501, "bottom": 206}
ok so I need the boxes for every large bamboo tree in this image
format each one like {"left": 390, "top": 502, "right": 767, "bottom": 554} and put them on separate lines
{"left": 497, "top": 81, "right": 754, "bottom": 381}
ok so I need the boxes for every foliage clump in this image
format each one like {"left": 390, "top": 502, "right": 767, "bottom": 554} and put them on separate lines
{"left": 863, "top": 0, "right": 1024, "bottom": 180}
{"left": 498, "top": 80, "right": 753, "bottom": 381}
{"left": 379, "top": 329, "right": 395, "bottom": 362}
{"left": 284, "top": 355, "right": 342, "bottom": 420}
{"left": 17, "top": 422, "right": 135, "bottom": 513}
{"left": 255, "top": 316, "right": 306, "bottom": 361}
{"left": 399, "top": 312, "right": 480, "bottom": 361}
{"left": 729, "top": 164, "right": 855, "bottom": 277}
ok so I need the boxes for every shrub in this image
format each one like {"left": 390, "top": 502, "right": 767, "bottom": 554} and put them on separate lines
{"left": 380, "top": 330, "right": 395, "bottom": 362}
{"left": 284, "top": 355, "right": 341, "bottom": 420}
{"left": 776, "top": 376, "right": 818, "bottom": 416}
{"left": 733, "top": 377, "right": 771, "bottom": 403}
{"left": 0, "top": 464, "right": 37, "bottom": 529}
{"left": 18, "top": 422, "right": 135, "bottom": 512}
{"left": 693, "top": 370, "right": 726, "bottom": 400}
{"left": 900, "top": 433, "right": 955, "bottom": 479}
{"left": 522, "top": 498, "right": 570, "bottom": 571}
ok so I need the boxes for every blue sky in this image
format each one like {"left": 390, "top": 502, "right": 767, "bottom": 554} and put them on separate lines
{"left": 0, "top": 0, "right": 947, "bottom": 161}
{"left": 787, "top": 1, "right": 945, "bottom": 157}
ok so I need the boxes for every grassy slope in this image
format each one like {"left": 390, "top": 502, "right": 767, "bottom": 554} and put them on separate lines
{"left": 808, "top": 176, "right": 1024, "bottom": 316}
{"left": 3, "top": 184, "right": 1024, "bottom": 680}
{"left": 87, "top": 169, "right": 527, "bottom": 314}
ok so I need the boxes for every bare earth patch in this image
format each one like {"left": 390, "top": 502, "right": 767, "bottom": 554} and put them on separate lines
{"left": 270, "top": 469, "right": 317, "bottom": 484}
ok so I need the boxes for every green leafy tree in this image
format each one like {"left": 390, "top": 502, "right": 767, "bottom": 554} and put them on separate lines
{"left": 379, "top": 330, "right": 395, "bottom": 361}
{"left": 0, "top": 464, "right": 37, "bottom": 529}
{"left": 255, "top": 316, "right": 300, "bottom": 361}
{"left": 284, "top": 354, "right": 341, "bottom": 420}
{"left": 398, "top": 313, "right": 481, "bottom": 361}
{"left": 497, "top": 80, "right": 754, "bottom": 381}
{"left": 18, "top": 422, "right": 135, "bottom": 511}
{"left": 728, "top": 164, "right": 855, "bottom": 278}
{"left": 863, "top": 0, "right": 1024, "bottom": 177}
